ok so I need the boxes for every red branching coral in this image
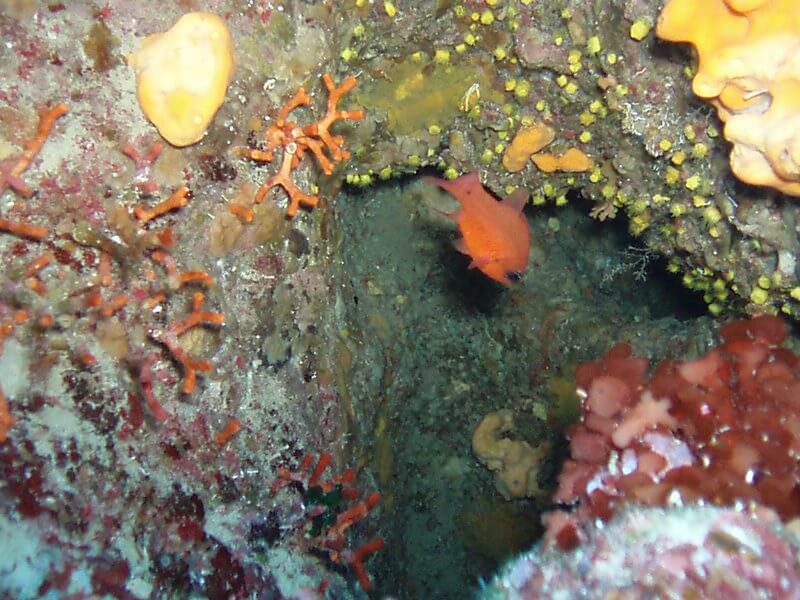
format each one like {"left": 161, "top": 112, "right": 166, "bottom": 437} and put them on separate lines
{"left": 0, "top": 310, "right": 29, "bottom": 441}
{"left": 149, "top": 291, "right": 225, "bottom": 396}
{"left": 0, "top": 113, "right": 224, "bottom": 433}
{"left": 0, "top": 102, "right": 68, "bottom": 198}
{"left": 0, "top": 102, "right": 68, "bottom": 240}
{"left": 546, "top": 315, "right": 800, "bottom": 549}
{"left": 237, "top": 74, "right": 364, "bottom": 218}
{"left": 270, "top": 452, "right": 384, "bottom": 591}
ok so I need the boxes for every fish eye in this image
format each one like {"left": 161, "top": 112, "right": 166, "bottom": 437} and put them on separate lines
{"left": 505, "top": 271, "right": 523, "bottom": 282}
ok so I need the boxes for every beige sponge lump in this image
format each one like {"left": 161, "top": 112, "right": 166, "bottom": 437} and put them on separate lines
{"left": 472, "top": 409, "right": 549, "bottom": 500}
{"left": 128, "top": 12, "right": 235, "bottom": 147}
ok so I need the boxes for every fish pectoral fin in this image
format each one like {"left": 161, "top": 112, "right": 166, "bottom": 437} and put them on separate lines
{"left": 468, "top": 256, "right": 492, "bottom": 269}
{"left": 452, "top": 238, "right": 470, "bottom": 255}
{"left": 502, "top": 189, "right": 529, "bottom": 213}
{"left": 447, "top": 209, "right": 462, "bottom": 222}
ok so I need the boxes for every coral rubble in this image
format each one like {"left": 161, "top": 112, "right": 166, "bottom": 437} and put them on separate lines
{"left": 5, "top": 1, "right": 800, "bottom": 598}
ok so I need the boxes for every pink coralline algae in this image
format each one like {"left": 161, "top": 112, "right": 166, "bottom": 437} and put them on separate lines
{"left": 546, "top": 315, "right": 800, "bottom": 549}
{"left": 482, "top": 505, "right": 800, "bottom": 600}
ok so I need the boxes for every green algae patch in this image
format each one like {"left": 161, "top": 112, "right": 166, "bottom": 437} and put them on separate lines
{"left": 355, "top": 55, "right": 502, "bottom": 136}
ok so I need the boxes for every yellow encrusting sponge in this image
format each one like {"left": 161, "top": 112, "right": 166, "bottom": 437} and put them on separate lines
{"left": 128, "top": 12, "right": 235, "bottom": 147}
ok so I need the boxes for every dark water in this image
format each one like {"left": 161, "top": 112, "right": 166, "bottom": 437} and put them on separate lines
{"left": 333, "top": 176, "right": 713, "bottom": 599}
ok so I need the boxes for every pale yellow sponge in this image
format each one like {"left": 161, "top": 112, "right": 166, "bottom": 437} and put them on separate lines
{"left": 128, "top": 12, "right": 235, "bottom": 147}
{"left": 472, "top": 409, "right": 549, "bottom": 500}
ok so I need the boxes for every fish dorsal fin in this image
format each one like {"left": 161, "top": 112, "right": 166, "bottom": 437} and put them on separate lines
{"left": 425, "top": 172, "right": 482, "bottom": 207}
{"left": 502, "top": 189, "right": 529, "bottom": 213}
{"left": 428, "top": 205, "right": 462, "bottom": 222}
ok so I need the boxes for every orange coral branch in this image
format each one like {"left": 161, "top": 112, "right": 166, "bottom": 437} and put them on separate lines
{"left": 150, "top": 249, "right": 179, "bottom": 287}
{"left": 308, "top": 452, "right": 333, "bottom": 487}
{"left": 153, "top": 227, "right": 174, "bottom": 249}
{"left": 254, "top": 145, "right": 320, "bottom": 217}
{"left": 142, "top": 292, "right": 167, "bottom": 310}
{"left": 24, "top": 253, "right": 53, "bottom": 295}
{"left": 37, "top": 313, "right": 55, "bottom": 329}
{"left": 0, "top": 391, "right": 15, "bottom": 443}
{"left": 215, "top": 419, "right": 241, "bottom": 445}
{"left": 0, "top": 103, "right": 67, "bottom": 241}
{"left": 25, "top": 278, "right": 46, "bottom": 296}
{"left": 135, "top": 186, "right": 189, "bottom": 224}
{"left": 121, "top": 140, "right": 163, "bottom": 193}
{"left": 347, "top": 537, "right": 385, "bottom": 592}
{"left": 278, "top": 87, "right": 312, "bottom": 124}
{"left": 169, "top": 292, "right": 225, "bottom": 335}
{"left": 235, "top": 147, "right": 273, "bottom": 162}
{"left": 150, "top": 292, "right": 224, "bottom": 394}
{"left": 0, "top": 310, "right": 29, "bottom": 443}
{"left": 99, "top": 294, "right": 129, "bottom": 317}
{"left": 138, "top": 353, "right": 172, "bottom": 421}
{"left": 239, "top": 74, "right": 363, "bottom": 218}
{"left": 76, "top": 350, "right": 97, "bottom": 368}
{"left": 121, "top": 140, "right": 163, "bottom": 169}
{"left": 84, "top": 288, "right": 103, "bottom": 309}
{"left": 302, "top": 74, "right": 365, "bottom": 167}
{"left": 179, "top": 271, "right": 215, "bottom": 287}
{"left": 329, "top": 491, "right": 381, "bottom": 539}
{"left": 267, "top": 453, "right": 383, "bottom": 590}
{"left": 229, "top": 203, "right": 255, "bottom": 223}
{"left": 25, "top": 253, "right": 52, "bottom": 277}
{"left": 0, "top": 218, "right": 48, "bottom": 240}
{"left": 0, "top": 102, "right": 68, "bottom": 197}
{"left": 99, "top": 251, "right": 112, "bottom": 287}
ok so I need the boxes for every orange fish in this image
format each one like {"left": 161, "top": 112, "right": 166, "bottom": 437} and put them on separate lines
{"left": 426, "top": 171, "right": 530, "bottom": 285}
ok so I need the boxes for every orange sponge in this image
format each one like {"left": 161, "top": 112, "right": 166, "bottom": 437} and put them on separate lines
{"left": 657, "top": 0, "right": 800, "bottom": 195}
{"left": 531, "top": 148, "right": 593, "bottom": 173}
{"left": 502, "top": 124, "right": 555, "bottom": 172}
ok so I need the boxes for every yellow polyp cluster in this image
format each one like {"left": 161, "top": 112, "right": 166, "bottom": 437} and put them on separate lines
{"left": 656, "top": 0, "right": 800, "bottom": 196}
{"left": 346, "top": 172, "right": 375, "bottom": 187}
{"left": 629, "top": 18, "right": 652, "bottom": 41}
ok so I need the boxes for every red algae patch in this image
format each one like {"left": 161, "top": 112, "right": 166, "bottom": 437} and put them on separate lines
{"left": 546, "top": 315, "right": 800, "bottom": 549}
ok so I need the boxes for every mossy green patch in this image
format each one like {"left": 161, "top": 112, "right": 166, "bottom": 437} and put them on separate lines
{"left": 355, "top": 55, "right": 502, "bottom": 136}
